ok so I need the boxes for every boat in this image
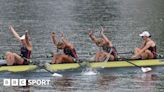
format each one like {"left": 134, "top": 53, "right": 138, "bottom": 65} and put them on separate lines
{"left": 0, "top": 60, "right": 38, "bottom": 72}
{"left": 0, "top": 59, "right": 164, "bottom": 72}
{"left": 0, "top": 64, "right": 38, "bottom": 72}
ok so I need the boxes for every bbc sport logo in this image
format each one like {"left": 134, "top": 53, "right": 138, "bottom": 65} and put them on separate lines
{"left": 3, "top": 79, "right": 50, "bottom": 86}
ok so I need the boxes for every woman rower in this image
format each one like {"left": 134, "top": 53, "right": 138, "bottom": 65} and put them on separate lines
{"left": 88, "top": 27, "right": 118, "bottom": 62}
{"left": 51, "top": 32, "right": 78, "bottom": 64}
{"left": 5, "top": 26, "right": 32, "bottom": 65}
{"left": 131, "top": 31, "right": 157, "bottom": 59}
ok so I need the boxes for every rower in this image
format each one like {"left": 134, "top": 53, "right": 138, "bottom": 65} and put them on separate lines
{"left": 51, "top": 32, "right": 78, "bottom": 64}
{"left": 88, "top": 27, "right": 118, "bottom": 62}
{"left": 131, "top": 31, "right": 156, "bottom": 59}
{"left": 5, "top": 26, "right": 32, "bottom": 65}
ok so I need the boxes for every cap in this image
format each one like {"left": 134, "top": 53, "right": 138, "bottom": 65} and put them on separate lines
{"left": 20, "top": 35, "right": 25, "bottom": 40}
{"left": 139, "top": 31, "right": 150, "bottom": 37}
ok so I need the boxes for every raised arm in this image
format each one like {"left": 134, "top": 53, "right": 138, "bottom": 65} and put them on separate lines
{"left": 25, "top": 31, "right": 32, "bottom": 50}
{"left": 88, "top": 31, "right": 97, "bottom": 43}
{"left": 100, "top": 27, "right": 112, "bottom": 47}
{"left": 9, "top": 25, "right": 21, "bottom": 41}
{"left": 51, "top": 32, "right": 58, "bottom": 45}
{"left": 61, "top": 32, "right": 74, "bottom": 48}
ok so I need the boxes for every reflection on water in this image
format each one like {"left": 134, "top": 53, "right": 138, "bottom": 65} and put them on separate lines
{"left": 38, "top": 73, "right": 164, "bottom": 92}
{"left": 1, "top": 71, "right": 164, "bottom": 92}
{"left": 49, "top": 75, "right": 117, "bottom": 92}
{"left": 0, "top": 0, "right": 164, "bottom": 91}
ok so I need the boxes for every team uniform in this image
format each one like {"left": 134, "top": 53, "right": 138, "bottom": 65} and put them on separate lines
{"left": 148, "top": 46, "right": 157, "bottom": 58}
{"left": 63, "top": 47, "right": 78, "bottom": 62}
{"left": 19, "top": 46, "right": 31, "bottom": 65}
{"left": 102, "top": 45, "right": 118, "bottom": 60}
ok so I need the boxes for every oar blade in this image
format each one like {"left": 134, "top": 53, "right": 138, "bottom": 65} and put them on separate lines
{"left": 52, "top": 73, "right": 63, "bottom": 77}
{"left": 141, "top": 67, "right": 152, "bottom": 73}
{"left": 44, "top": 63, "right": 63, "bottom": 77}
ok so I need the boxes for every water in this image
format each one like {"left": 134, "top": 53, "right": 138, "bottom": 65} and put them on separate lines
{"left": 0, "top": 0, "right": 164, "bottom": 91}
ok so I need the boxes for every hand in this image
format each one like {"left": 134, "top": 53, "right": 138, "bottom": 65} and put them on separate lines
{"left": 100, "top": 27, "right": 104, "bottom": 34}
{"left": 25, "top": 30, "right": 30, "bottom": 36}
{"left": 9, "top": 25, "right": 13, "bottom": 30}
{"left": 25, "top": 30, "right": 28, "bottom": 33}
{"left": 131, "top": 55, "right": 138, "bottom": 59}
{"left": 51, "top": 32, "right": 56, "bottom": 36}
{"left": 61, "top": 32, "right": 64, "bottom": 37}
{"left": 88, "top": 31, "right": 93, "bottom": 36}
{"left": 100, "top": 26, "right": 104, "bottom": 33}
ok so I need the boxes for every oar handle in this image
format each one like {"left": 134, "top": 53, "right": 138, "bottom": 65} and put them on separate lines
{"left": 118, "top": 51, "right": 133, "bottom": 54}
{"left": 116, "top": 57, "right": 141, "bottom": 68}
{"left": 125, "top": 60, "right": 141, "bottom": 68}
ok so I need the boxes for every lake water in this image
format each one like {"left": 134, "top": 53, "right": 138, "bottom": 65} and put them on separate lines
{"left": 0, "top": 0, "right": 164, "bottom": 92}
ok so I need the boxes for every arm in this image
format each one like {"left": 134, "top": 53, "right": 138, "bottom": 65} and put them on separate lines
{"left": 100, "top": 27, "right": 112, "bottom": 47}
{"left": 51, "top": 32, "right": 58, "bottom": 45}
{"left": 9, "top": 25, "right": 21, "bottom": 41}
{"left": 134, "top": 42, "right": 152, "bottom": 57}
{"left": 88, "top": 31, "right": 97, "bottom": 43}
{"left": 61, "top": 32, "right": 74, "bottom": 48}
{"left": 25, "top": 31, "right": 32, "bottom": 50}
{"left": 139, "top": 41, "right": 146, "bottom": 49}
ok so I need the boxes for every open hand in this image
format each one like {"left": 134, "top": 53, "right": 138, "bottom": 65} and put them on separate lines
{"left": 100, "top": 26, "right": 104, "bottom": 34}
{"left": 51, "top": 32, "right": 56, "bottom": 36}
{"left": 88, "top": 31, "right": 93, "bottom": 36}
{"left": 9, "top": 25, "right": 13, "bottom": 30}
{"left": 61, "top": 32, "right": 64, "bottom": 37}
{"left": 25, "top": 30, "right": 28, "bottom": 33}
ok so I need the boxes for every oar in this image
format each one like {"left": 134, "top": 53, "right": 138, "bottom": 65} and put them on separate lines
{"left": 116, "top": 52, "right": 152, "bottom": 73}
{"left": 39, "top": 62, "right": 63, "bottom": 77}
{"left": 118, "top": 51, "right": 164, "bottom": 58}
{"left": 124, "top": 59, "right": 152, "bottom": 73}
{"left": 21, "top": 57, "right": 63, "bottom": 77}
{"left": 118, "top": 51, "right": 133, "bottom": 54}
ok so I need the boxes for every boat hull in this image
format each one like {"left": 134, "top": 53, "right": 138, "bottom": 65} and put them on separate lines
{"left": 49, "top": 59, "right": 164, "bottom": 71}
{"left": 0, "top": 65, "right": 38, "bottom": 72}
{"left": 0, "top": 59, "right": 164, "bottom": 72}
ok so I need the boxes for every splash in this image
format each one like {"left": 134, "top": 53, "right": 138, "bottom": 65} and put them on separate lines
{"left": 81, "top": 68, "right": 98, "bottom": 76}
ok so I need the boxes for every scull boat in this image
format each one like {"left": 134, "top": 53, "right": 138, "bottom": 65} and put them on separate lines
{"left": 0, "top": 59, "right": 164, "bottom": 72}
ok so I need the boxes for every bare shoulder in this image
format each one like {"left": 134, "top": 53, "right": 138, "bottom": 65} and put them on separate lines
{"left": 70, "top": 44, "right": 74, "bottom": 49}
{"left": 66, "top": 42, "right": 74, "bottom": 49}
{"left": 147, "top": 40, "right": 156, "bottom": 46}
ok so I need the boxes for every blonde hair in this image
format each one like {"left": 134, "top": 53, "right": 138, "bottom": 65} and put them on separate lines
{"left": 56, "top": 42, "right": 65, "bottom": 49}
{"left": 95, "top": 38, "right": 103, "bottom": 46}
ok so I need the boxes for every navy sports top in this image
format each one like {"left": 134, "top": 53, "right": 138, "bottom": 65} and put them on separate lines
{"left": 102, "top": 45, "right": 118, "bottom": 58}
{"left": 20, "top": 46, "right": 31, "bottom": 60}
{"left": 63, "top": 47, "right": 78, "bottom": 59}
